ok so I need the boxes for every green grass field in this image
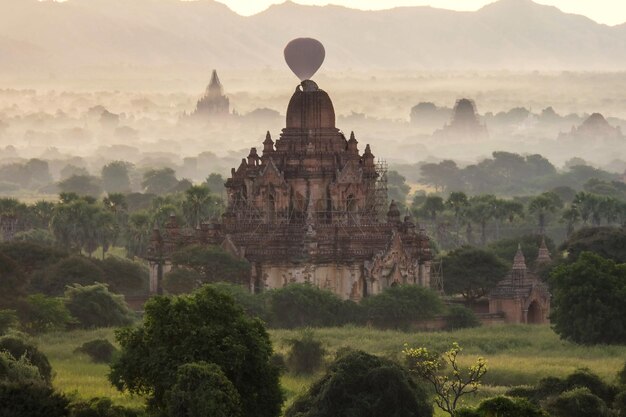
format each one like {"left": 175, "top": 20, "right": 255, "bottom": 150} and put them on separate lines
{"left": 35, "top": 325, "right": 626, "bottom": 415}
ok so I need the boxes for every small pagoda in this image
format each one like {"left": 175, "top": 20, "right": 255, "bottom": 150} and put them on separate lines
{"left": 488, "top": 242, "right": 551, "bottom": 324}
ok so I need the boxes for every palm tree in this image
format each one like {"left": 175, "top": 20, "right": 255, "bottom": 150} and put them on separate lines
{"left": 468, "top": 195, "right": 497, "bottom": 246}
{"left": 561, "top": 206, "right": 580, "bottom": 237}
{"left": 492, "top": 199, "right": 523, "bottom": 241}
{"left": 183, "top": 185, "right": 213, "bottom": 228}
{"left": 446, "top": 192, "right": 469, "bottom": 245}
{"left": 528, "top": 192, "right": 563, "bottom": 235}
{"left": 126, "top": 211, "right": 152, "bottom": 258}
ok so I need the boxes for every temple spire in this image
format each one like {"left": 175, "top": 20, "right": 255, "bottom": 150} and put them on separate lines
{"left": 512, "top": 243, "right": 527, "bottom": 285}
{"left": 536, "top": 236, "right": 551, "bottom": 264}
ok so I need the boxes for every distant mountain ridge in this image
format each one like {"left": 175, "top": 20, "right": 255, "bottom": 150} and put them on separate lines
{"left": 1, "top": 0, "right": 625, "bottom": 72}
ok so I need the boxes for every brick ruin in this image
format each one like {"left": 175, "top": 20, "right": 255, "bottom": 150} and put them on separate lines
{"left": 148, "top": 79, "right": 433, "bottom": 300}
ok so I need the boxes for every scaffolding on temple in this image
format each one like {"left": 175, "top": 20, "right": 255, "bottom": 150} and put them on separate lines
{"left": 374, "top": 159, "right": 388, "bottom": 221}
{"left": 430, "top": 260, "right": 444, "bottom": 294}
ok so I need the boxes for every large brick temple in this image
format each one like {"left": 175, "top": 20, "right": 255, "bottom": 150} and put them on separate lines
{"left": 148, "top": 67, "right": 432, "bottom": 300}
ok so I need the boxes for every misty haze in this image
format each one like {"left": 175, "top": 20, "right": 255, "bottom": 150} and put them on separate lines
{"left": 0, "top": 1, "right": 625, "bottom": 417}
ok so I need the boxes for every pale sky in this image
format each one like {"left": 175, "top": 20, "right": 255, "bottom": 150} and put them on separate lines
{"left": 215, "top": 0, "right": 626, "bottom": 26}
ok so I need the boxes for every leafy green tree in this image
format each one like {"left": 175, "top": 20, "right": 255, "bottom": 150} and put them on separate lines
{"left": 420, "top": 160, "right": 462, "bottom": 193}
{"left": 549, "top": 252, "right": 626, "bottom": 344}
{"left": 58, "top": 175, "right": 103, "bottom": 197}
{"left": 388, "top": 170, "right": 411, "bottom": 205}
{"left": 141, "top": 168, "right": 179, "bottom": 195}
{"left": 43, "top": 255, "right": 105, "bottom": 296}
{"left": 18, "top": 294, "right": 74, "bottom": 334}
{"left": 528, "top": 192, "right": 563, "bottom": 235}
{"left": 97, "top": 256, "right": 147, "bottom": 294}
{"left": 441, "top": 247, "right": 508, "bottom": 305}
{"left": 422, "top": 195, "right": 445, "bottom": 222}
{"left": 286, "top": 350, "right": 433, "bottom": 417}
{"left": 492, "top": 199, "right": 524, "bottom": 240}
{"left": 561, "top": 206, "right": 581, "bottom": 237}
{"left": 361, "top": 285, "right": 443, "bottom": 329}
{"left": 64, "top": 283, "right": 134, "bottom": 329}
{"left": 101, "top": 161, "right": 132, "bottom": 194}
{"left": 205, "top": 173, "right": 226, "bottom": 196}
{"left": 166, "top": 362, "right": 243, "bottom": 417}
{"left": 171, "top": 244, "right": 249, "bottom": 285}
{"left": 560, "top": 227, "right": 626, "bottom": 264}
{"left": 0, "top": 253, "right": 26, "bottom": 309}
{"left": 404, "top": 343, "right": 487, "bottom": 417}
{"left": 109, "top": 285, "right": 283, "bottom": 417}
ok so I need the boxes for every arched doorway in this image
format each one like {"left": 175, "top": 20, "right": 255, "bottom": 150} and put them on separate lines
{"left": 527, "top": 300, "right": 542, "bottom": 324}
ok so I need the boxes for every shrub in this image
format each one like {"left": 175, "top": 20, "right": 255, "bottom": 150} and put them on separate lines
{"left": 74, "top": 339, "right": 118, "bottom": 364}
{"left": 0, "top": 382, "right": 69, "bottom": 417}
{"left": 69, "top": 397, "right": 143, "bottom": 417}
{"left": 545, "top": 387, "right": 611, "bottom": 417}
{"left": 0, "top": 334, "right": 52, "bottom": 383}
{"left": 564, "top": 368, "right": 617, "bottom": 403}
{"left": 64, "top": 284, "right": 134, "bottom": 329}
{"left": 444, "top": 305, "right": 480, "bottom": 330}
{"left": 170, "top": 244, "right": 250, "bottom": 285}
{"left": 285, "top": 330, "right": 325, "bottom": 374}
{"left": 267, "top": 283, "right": 354, "bottom": 328}
{"left": 475, "top": 396, "right": 546, "bottom": 417}
{"left": 0, "top": 310, "right": 17, "bottom": 336}
{"left": 285, "top": 350, "right": 433, "bottom": 417}
{"left": 109, "top": 285, "right": 283, "bottom": 417}
{"left": 0, "top": 351, "right": 43, "bottom": 384}
{"left": 166, "top": 362, "right": 243, "bottom": 417}
{"left": 361, "top": 285, "right": 444, "bottom": 329}
{"left": 17, "top": 294, "right": 73, "bottom": 334}
{"left": 210, "top": 282, "right": 269, "bottom": 321}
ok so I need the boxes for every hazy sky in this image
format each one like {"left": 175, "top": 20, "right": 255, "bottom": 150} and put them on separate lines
{"left": 215, "top": 0, "right": 626, "bottom": 25}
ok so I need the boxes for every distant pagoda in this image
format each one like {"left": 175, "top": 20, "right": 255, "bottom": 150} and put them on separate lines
{"left": 192, "top": 70, "right": 230, "bottom": 118}
{"left": 434, "top": 98, "right": 488, "bottom": 141}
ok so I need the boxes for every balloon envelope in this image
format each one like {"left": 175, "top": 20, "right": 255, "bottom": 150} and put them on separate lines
{"left": 284, "top": 38, "right": 325, "bottom": 81}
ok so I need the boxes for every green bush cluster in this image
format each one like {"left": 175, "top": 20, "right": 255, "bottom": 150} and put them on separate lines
{"left": 211, "top": 282, "right": 445, "bottom": 330}
{"left": 74, "top": 339, "right": 118, "bottom": 364}
{"left": 285, "top": 349, "right": 433, "bottom": 417}
{"left": 505, "top": 367, "right": 626, "bottom": 417}
{"left": 284, "top": 330, "right": 326, "bottom": 375}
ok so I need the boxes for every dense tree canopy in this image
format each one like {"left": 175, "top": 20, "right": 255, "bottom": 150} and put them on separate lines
{"left": 560, "top": 226, "right": 626, "bottom": 264}
{"left": 549, "top": 252, "right": 626, "bottom": 344}
{"left": 441, "top": 247, "right": 509, "bottom": 304}
{"left": 109, "top": 285, "right": 283, "bottom": 417}
{"left": 286, "top": 350, "right": 433, "bottom": 417}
